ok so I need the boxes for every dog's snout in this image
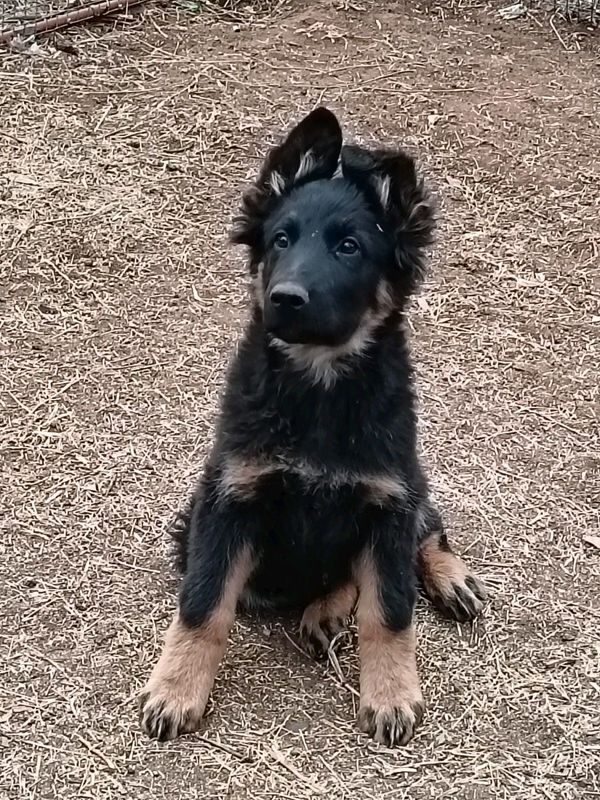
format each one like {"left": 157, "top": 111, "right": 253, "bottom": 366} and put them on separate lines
{"left": 269, "top": 282, "right": 309, "bottom": 310}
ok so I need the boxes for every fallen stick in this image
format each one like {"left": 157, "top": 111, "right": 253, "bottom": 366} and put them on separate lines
{"left": 0, "top": 0, "right": 145, "bottom": 44}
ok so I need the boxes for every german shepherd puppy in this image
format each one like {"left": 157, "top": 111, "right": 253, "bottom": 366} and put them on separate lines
{"left": 139, "top": 108, "right": 486, "bottom": 747}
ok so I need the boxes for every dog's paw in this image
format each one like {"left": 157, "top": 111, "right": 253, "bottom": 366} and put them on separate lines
{"left": 299, "top": 610, "right": 347, "bottom": 659}
{"left": 419, "top": 537, "right": 487, "bottom": 623}
{"left": 138, "top": 684, "right": 206, "bottom": 741}
{"left": 358, "top": 696, "right": 425, "bottom": 747}
{"left": 443, "top": 573, "right": 487, "bottom": 623}
{"left": 426, "top": 569, "right": 487, "bottom": 623}
{"left": 299, "top": 584, "right": 356, "bottom": 659}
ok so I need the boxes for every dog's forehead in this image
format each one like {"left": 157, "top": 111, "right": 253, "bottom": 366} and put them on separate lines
{"left": 274, "top": 179, "right": 372, "bottom": 229}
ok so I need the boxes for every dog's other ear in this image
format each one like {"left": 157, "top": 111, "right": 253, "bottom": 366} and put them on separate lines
{"left": 341, "top": 144, "right": 436, "bottom": 291}
{"left": 232, "top": 108, "right": 342, "bottom": 262}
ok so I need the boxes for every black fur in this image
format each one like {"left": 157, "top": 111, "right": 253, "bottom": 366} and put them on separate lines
{"left": 172, "top": 108, "right": 438, "bottom": 629}
{"left": 140, "top": 108, "right": 485, "bottom": 745}
{"left": 150, "top": 109, "right": 486, "bottom": 747}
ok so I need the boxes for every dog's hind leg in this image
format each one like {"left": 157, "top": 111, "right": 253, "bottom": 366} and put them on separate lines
{"left": 299, "top": 582, "right": 357, "bottom": 659}
{"left": 139, "top": 493, "right": 256, "bottom": 740}
{"left": 416, "top": 502, "right": 487, "bottom": 623}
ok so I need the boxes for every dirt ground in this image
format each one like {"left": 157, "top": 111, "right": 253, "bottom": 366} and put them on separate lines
{"left": 1, "top": 1, "right": 599, "bottom": 798}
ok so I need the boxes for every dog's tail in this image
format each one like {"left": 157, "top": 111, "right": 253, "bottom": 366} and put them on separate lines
{"left": 166, "top": 506, "right": 192, "bottom": 573}
{"left": 166, "top": 479, "right": 205, "bottom": 574}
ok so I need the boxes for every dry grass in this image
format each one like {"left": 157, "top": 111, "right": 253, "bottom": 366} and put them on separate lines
{"left": 1, "top": 1, "right": 599, "bottom": 798}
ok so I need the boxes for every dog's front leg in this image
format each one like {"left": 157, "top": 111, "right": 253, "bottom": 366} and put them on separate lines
{"left": 355, "top": 511, "right": 424, "bottom": 747}
{"left": 139, "top": 495, "right": 255, "bottom": 740}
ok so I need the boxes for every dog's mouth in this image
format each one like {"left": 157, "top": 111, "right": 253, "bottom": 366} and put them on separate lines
{"left": 267, "top": 319, "right": 372, "bottom": 356}
{"left": 266, "top": 326, "right": 336, "bottom": 347}
{"left": 263, "top": 291, "right": 373, "bottom": 350}
{"left": 264, "top": 310, "right": 331, "bottom": 347}
{"left": 265, "top": 307, "right": 371, "bottom": 350}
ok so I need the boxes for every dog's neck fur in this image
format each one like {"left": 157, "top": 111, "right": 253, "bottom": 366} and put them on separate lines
{"left": 219, "top": 313, "right": 416, "bottom": 471}
{"left": 267, "top": 329, "right": 378, "bottom": 390}
{"left": 251, "top": 279, "right": 400, "bottom": 390}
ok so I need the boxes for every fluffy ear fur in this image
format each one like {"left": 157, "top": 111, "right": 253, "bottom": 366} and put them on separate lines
{"left": 341, "top": 145, "right": 436, "bottom": 292}
{"left": 231, "top": 107, "right": 343, "bottom": 271}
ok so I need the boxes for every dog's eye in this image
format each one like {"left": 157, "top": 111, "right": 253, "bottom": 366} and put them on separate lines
{"left": 338, "top": 237, "right": 360, "bottom": 256}
{"left": 273, "top": 232, "right": 289, "bottom": 249}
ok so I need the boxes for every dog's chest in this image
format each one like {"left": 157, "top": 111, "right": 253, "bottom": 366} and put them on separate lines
{"left": 245, "top": 476, "right": 368, "bottom": 606}
{"left": 220, "top": 451, "right": 408, "bottom": 508}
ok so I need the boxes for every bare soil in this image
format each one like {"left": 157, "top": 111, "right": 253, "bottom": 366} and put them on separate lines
{"left": 1, "top": 2, "right": 599, "bottom": 798}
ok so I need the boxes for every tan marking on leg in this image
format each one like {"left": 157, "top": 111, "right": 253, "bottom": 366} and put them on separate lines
{"left": 355, "top": 552, "right": 424, "bottom": 747}
{"left": 418, "top": 531, "right": 486, "bottom": 623}
{"left": 139, "top": 548, "right": 253, "bottom": 740}
{"left": 299, "top": 583, "right": 357, "bottom": 658}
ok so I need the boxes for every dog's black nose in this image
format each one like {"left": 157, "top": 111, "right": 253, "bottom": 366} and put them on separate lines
{"left": 269, "top": 283, "right": 309, "bottom": 310}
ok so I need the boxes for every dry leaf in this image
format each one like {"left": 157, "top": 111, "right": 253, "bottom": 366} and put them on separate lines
{"left": 583, "top": 535, "right": 600, "bottom": 550}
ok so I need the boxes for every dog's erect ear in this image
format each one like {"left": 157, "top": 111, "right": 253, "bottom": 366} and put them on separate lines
{"left": 261, "top": 107, "right": 342, "bottom": 195}
{"left": 231, "top": 108, "right": 342, "bottom": 265}
{"left": 341, "top": 144, "right": 436, "bottom": 290}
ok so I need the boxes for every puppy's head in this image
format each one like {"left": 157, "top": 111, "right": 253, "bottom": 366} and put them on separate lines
{"left": 232, "top": 108, "right": 435, "bottom": 349}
